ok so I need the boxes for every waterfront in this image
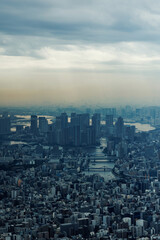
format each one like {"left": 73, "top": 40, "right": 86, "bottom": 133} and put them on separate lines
{"left": 11, "top": 115, "right": 55, "bottom": 132}
{"left": 124, "top": 122, "right": 155, "bottom": 132}
{"left": 9, "top": 117, "right": 156, "bottom": 181}
{"left": 2, "top": 141, "right": 28, "bottom": 145}
{"left": 11, "top": 115, "right": 155, "bottom": 133}
{"left": 84, "top": 120, "right": 156, "bottom": 181}
{"left": 9, "top": 116, "right": 156, "bottom": 181}
{"left": 84, "top": 138, "right": 115, "bottom": 181}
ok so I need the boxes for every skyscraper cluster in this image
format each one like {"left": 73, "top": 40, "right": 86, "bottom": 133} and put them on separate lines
{"left": 29, "top": 112, "right": 137, "bottom": 149}
{"left": 48, "top": 113, "right": 100, "bottom": 146}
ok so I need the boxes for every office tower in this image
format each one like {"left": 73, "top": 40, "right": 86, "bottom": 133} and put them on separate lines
{"left": 73, "top": 125, "right": 80, "bottom": 146}
{"left": 0, "top": 114, "right": 10, "bottom": 135}
{"left": 86, "top": 126, "right": 96, "bottom": 145}
{"left": 106, "top": 115, "right": 113, "bottom": 127}
{"left": 55, "top": 113, "right": 69, "bottom": 145}
{"left": 79, "top": 114, "right": 90, "bottom": 145}
{"left": 60, "top": 113, "right": 68, "bottom": 129}
{"left": 55, "top": 113, "right": 68, "bottom": 130}
{"left": 69, "top": 113, "right": 77, "bottom": 145}
{"left": 55, "top": 116, "right": 62, "bottom": 130}
{"left": 71, "top": 113, "right": 89, "bottom": 146}
{"left": 78, "top": 113, "right": 90, "bottom": 131}
{"left": 61, "top": 127, "right": 69, "bottom": 145}
{"left": 53, "top": 112, "right": 97, "bottom": 146}
{"left": 31, "top": 115, "right": 37, "bottom": 134}
{"left": 47, "top": 124, "right": 56, "bottom": 145}
{"left": 115, "top": 116, "right": 124, "bottom": 138}
{"left": 70, "top": 113, "right": 81, "bottom": 146}
{"left": 92, "top": 113, "right": 101, "bottom": 140}
{"left": 71, "top": 113, "right": 78, "bottom": 127}
{"left": 39, "top": 117, "right": 48, "bottom": 133}
{"left": 106, "top": 114, "right": 113, "bottom": 136}
{"left": 61, "top": 113, "right": 69, "bottom": 145}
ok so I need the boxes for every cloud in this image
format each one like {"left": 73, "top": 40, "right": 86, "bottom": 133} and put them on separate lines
{"left": 1, "top": 42, "right": 160, "bottom": 73}
{"left": 1, "top": 0, "right": 160, "bottom": 106}
{"left": 1, "top": 0, "right": 160, "bottom": 43}
{"left": 1, "top": 0, "right": 160, "bottom": 55}
{"left": 1, "top": 0, "right": 160, "bottom": 61}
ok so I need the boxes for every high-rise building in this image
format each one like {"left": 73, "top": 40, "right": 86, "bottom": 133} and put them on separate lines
{"left": 60, "top": 113, "right": 68, "bottom": 129}
{"left": 115, "top": 116, "right": 124, "bottom": 138}
{"left": 55, "top": 113, "right": 68, "bottom": 129}
{"left": 71, "top": 113, "right": 90, "bottom": 146}
{"left": 106, "top": 114, "right": 114, "bottom": 136}
{"left": 49, "top": 112, "right": 97, "bottom": 146}
{"left": 47, "top": 124, "right": 56, "bottom": 145}
{"left": 78, "top": 113, "right": 90, "bottom": 131}
{"left": 31, "top": 115, "right": 37, "bottom": 134}
{"left": 73, "top": 125, "right": 80, "bottom": 146}
{"left": 86, "top": 126, "right": 96, "bottom": 145}
{"left": 92, "top": 113, "right": 101, "bottom": 140}
{"left": 39, "top": 117, "right": 48, "bottom": 133}
{"left": 71, "top": 113, "right": 78, "bottom": 127}
{"left": 106, "top": 115, "right": 113, "bottom": 127}
{"left": 55, "top": 116, "right": 62, "bottom": 130}
{"left": 54, "top": 113, "right": 69, "bottom": 145}
{"left": 0, "top": 114, "right": 10, "bottom": 135}
{"left": 69, "top": 113, "right": 77, "bottom": 145}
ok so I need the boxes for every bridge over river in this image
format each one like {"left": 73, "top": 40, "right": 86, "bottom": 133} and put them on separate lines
{"left": 87, "top": 166, "right": 112, "bottom": 172}
{"left": 90, "top": 156, "right": 116, "bottom": 163}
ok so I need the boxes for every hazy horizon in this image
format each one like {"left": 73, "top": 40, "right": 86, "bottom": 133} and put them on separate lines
{"left": 1, "top": 0, "right": 160, "bottom": 107}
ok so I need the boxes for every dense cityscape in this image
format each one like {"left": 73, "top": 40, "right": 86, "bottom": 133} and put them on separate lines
{"left": 2, "top": 0, "right": 160, "bottom": 239}
{"left": 0, "top": 106, "right": 160, "bottom": 239}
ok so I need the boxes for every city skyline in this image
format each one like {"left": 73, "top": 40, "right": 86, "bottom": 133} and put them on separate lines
{"left": 1, "top": 0, "right": 160, "bottom": 106}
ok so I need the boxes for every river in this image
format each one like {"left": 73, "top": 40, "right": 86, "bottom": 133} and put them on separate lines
{"left": 83, "top": 123, "right": 155, "bottom": 181}
{"left": 124, "top": 122, "right": 155, "bottom": 132}
{"left": 83, "top": 138, "right": 115, "bottom": 181}
{"left": 9, "top": 117, "right": 155, "bottom": 180}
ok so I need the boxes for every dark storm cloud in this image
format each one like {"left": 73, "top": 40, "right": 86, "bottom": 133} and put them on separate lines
{"left": 0, "top": 0, "right": 160, "bottom": 68}
{"left": 0, "top": 0, "right": 157, "bottom": 43}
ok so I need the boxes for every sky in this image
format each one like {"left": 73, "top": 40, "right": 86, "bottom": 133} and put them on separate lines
{"left": 1, "top": 0, "right": 160, "bottom": 107}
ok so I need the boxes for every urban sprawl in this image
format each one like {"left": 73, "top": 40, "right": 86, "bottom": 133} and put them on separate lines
{"left": 0, "top": 106, "right": 160, "bottom": 239}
